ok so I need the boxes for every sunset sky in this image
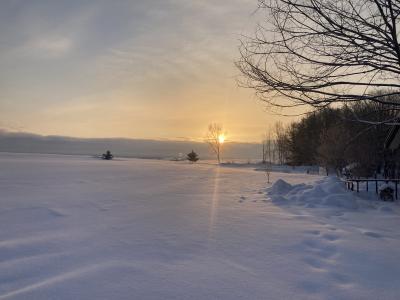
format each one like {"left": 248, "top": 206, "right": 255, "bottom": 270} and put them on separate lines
{"left": 0, "top": 0, "right": 293, "bottom": 142}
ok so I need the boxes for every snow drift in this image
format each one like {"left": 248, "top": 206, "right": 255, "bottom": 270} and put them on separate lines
{"left": 267, "top": 176, "right": 372, "bottom": 210}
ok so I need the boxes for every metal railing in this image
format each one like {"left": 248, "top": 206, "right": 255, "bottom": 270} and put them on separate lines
{"left": 345, "top": 178, "right": 400, "bottom": 200}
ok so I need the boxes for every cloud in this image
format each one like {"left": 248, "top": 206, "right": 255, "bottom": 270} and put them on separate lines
{"left": 0, "top": 0, "right": 284, "bottom": 142}
{"left": 96, "top": 0, "right": 256, "bottom": 87}
{"left": 35, "top": 36, "right": 72, "bottom": 54}
{"left": 22, "top": 36, "right": 74, "bottom": 57}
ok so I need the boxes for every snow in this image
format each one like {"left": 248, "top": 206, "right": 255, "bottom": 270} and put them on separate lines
{"left": 267, "top": 177, "right": 367, "bottom": 209}
{"left": 379, "top": 182, "right": 396, "bottom": 192}
{"left": 268, "top": 178, "right": 294, "bottom": 195}
{"left": 0, "top": 153, "right": 400, "bottom": 299}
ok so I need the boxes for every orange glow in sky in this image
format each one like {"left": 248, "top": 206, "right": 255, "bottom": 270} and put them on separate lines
{"left": 0, "top": 1, "right": 297, "bottom": 142}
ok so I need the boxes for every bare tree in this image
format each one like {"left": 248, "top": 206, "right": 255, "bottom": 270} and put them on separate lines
{"left": 262, "top": 140, "right": 267, "bottom": 164}
{"left": 317, "top": 126, "right": 348, "bottom": 175}
{"left": 205, "top": 123, "right": 225, "bottom": 163}
{"left": 237, "top": 0, "right": 400, "bottom": 123}
{"left": 262, "top": 128, "right": 275, "bottom": 183}
{"left": 274, "top": 122, "right": 289, "bottom": 164}
{"left": 261, "top": 133, "right": 269, "bottom": 164}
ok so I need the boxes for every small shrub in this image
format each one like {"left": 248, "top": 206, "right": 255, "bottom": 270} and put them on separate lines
{"left": 187, "top": 150, "right": 199, "bottom": 163}
{"left": 102, "top": 150, "right": 113, "bottom": 160}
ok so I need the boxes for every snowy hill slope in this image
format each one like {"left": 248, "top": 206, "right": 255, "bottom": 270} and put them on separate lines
{"left": 0, "top": 153, "right": 399, "bottom": 299}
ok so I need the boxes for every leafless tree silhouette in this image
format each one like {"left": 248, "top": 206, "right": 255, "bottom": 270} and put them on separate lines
{"left": 237, "top": 0, "right": 400, "bottom": 123}
{"left": 205, "top": 123, "right": 224, "bottom": 163}
{"left": 262, "top": 128, "right": 274, "bottom": 183}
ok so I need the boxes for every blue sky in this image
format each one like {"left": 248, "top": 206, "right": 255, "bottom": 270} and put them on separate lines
{"left": 0, "top": 0, "right": 287, "bottom": 142}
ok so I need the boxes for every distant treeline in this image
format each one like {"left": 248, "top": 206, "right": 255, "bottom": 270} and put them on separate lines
{"left": 0, "top": 130, "right": 261, "bottom": 160}
{"left": 269, "top": 99, "right": 398, "bottom": 177}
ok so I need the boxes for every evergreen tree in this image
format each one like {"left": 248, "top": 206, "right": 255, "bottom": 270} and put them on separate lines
{"left": 187, "top": 150, "right": 199, "bottom": 162}
{"left": 102, "top": 150, "right": 113, "bottom": 160}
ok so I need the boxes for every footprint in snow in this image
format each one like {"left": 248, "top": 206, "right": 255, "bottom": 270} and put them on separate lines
{"left": 316, "top": 246, "right": 338, "bottom": 259}
{"left": 363, "top": 231, "right": 383, "bottom": 238}
{"left": 298, "top": 281, "right": 323, "bottom": 294}
{"left": 322, "top": 233, "right": 340, "bottom": 242}
{"left": 305, "top": 230, "right": 321, "bottom": 236}
{"left": 303, "top": 256, "right": 325, "bottom": 270}
{"left": 293, "top": 215, "right": 310, "bottom": 220}
{"left": 379, "top": 206, "right": 394, "bottom": 213}
{"left": 329, "top": 272, "right": 351, "bottom": 285}
{"left": 302, "top": 238, "right": 338, "bottom": 259}
{"left": 303, "top": 239, "right": 319, "bottom": 248}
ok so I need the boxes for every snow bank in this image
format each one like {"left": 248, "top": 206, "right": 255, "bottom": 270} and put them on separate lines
{"left": 267, "top": 176, "right": 370, "bottom": 210}
{"left": 269, "top": 179, "right": 294, "bottom": 195}
{"left": 379, "top": 182, "right": 396, "bottom": 192}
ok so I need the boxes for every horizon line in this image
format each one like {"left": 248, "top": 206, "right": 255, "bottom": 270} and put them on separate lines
{"left": 0, "top": 129, "right": 261, "bottom": 145}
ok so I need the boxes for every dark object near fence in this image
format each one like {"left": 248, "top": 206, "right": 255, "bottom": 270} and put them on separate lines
{"left": 102, "top": 150, "right": 113, "bottom": 160}
{"left": 380, "top": 186, "right": 394, "bottom": 201}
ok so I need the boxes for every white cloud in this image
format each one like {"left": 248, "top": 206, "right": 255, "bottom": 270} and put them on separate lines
{"left": 0, "top": 0, "right": 282, "bottom": 141}
{"left": 33, "top": 36, "right": 73, "bottom": 56}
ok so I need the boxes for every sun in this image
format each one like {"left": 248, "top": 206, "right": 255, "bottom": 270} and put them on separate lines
{"left": 218, "top": 134, "right": 225, "bottom": 144}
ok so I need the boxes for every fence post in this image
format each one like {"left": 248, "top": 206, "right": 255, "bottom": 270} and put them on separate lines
{"left": 356, "top": 181, "right": 359, "bottom": 193}
{"left": 375, "top": 181, "right": 378, "bottom": 194}
{"left": 396, "top": 181, "right": 398, "bottom": 200}
{"left": 366, "top": 181, "right": 368, "bottom": 192}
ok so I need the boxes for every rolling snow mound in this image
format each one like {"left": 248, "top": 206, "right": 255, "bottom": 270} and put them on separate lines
{"left": 269, "top": 179, "right": 294, "bottom": 195}
{"left": 267, "top": 177, "right": 372, "bottom": 210}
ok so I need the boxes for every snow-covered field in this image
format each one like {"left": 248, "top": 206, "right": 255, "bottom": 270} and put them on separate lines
{"left": 0, "top": 153, "right": 399, "bottom": 299}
